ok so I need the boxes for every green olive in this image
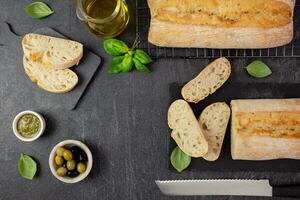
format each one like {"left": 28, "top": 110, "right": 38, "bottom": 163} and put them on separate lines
{"left": 56, "top": 167, "right": 67, "bottom": 177}
{"left": 67, "top": 160, "right": 76, "bottom": 170}
{"left": 63, "top": 150, "right": 73, "bottom": 161}
{"left": 77, "top": 163, "right": 86, "bottom": 173}
{"left": 56, "top": 147, "right": 66, "bottom": 156}
{"left": 54, "top": 156, "right": 64, "bottom": 166}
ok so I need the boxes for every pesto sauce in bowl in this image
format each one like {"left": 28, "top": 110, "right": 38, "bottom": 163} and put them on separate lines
{"left": 17, "top": 114, "right": 41, "bottom": 138}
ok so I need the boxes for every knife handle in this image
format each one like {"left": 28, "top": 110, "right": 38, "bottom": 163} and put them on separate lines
{"left": 273, "top": 185, "right": 300, "bottom": 198}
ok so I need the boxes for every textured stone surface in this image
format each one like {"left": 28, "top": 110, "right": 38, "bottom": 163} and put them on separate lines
{"left": 0, "top": 0, "right": 300, "bottom": 200}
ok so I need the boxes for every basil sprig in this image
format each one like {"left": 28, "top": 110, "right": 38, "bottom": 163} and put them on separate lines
{"left": 104, "top": 38, "right": 153, "bottom": 74}
{"left": 246, "top": 60, "right": 272, "bottom": 78}
{"left": 170, "top": 146, "right": 191, "bottom": 172}
{"left": 24, "top": 2, "right": 54, "bottom": 19}
{"left": 18, "top": 154, "right": 37, "bottom": 180}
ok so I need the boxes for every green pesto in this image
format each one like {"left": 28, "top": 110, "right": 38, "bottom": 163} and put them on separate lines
{"left": 17, "top": 114, "right": 40, "bottom": 137}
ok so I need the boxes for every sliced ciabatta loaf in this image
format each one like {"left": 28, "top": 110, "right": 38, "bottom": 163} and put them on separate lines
{"left": 23, "top": 56, "right": 78, "bottom": 93}
{"left": 181, "top": 57, "right": 231, "bottom": 103}
{"left": 168, "top": 99, "right": 208, "bottom": 157}
{"left": 22, "top": 33, "right": 83, "bottom": 70}
{"left": 199, "top": 102, "right": 231, "bottom": 161}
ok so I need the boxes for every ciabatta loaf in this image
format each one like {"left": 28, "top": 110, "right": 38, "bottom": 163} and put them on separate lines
{"left": 148, "top": 0, "right": 295, "bottom": 48}
{"left": 231, "top": 99, "right": 300, "bottom": 160}
{"left": 199, "top": 103, "right": 230, "bottom": 161}
{"left": 23, "top": 56, "right": 78, "bottom": 93}
{"left": 182, "top": 57, "right": 231, "bottom": 103}
{"left": 168, "top": 99, "right": 208, "bottom": 157}
{"left": 22, "top": 33, "right": 83, "bottom": 70}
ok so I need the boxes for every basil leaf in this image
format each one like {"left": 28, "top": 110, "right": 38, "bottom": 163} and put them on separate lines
{"left": 134, "top": 49, "right": 152, "bottom": 64}
{"left": 170, "top": 146, "right": 191, "bottom": 172}
{"left": 18, "top": 154, "right": 37, "bottom": 180}
{"left": 246, "top": 60, "right": 272, "bottom": 78}
{"left": 24, "top": 2, "right": 54, "bottom": 19}
{"left": 119, "top": 54, "right": 133, "bottom": 73}
{"left": 133, "top": 58, "right": 150, "bottom": 73}
{"left": 108, "top": 56, "right": 124, "bottom": 74}
{"left": 103, "top": 39, "right": 129, "bottom": 56}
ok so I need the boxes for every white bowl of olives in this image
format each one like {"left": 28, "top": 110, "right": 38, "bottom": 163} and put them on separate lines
{"left": 49, "top": 140, "right": 93, "bottom": 183}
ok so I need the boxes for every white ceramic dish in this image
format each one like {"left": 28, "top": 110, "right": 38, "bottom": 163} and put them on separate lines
{"left": 12, "top": 110, "right": 46, "bottom": 142}
{"left": 49, "top": 140, "right": 93, "bottom": 184}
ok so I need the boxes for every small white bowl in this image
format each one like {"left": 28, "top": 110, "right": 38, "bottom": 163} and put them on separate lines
{"left": 49, "top": 140, "right": 93, "bottom": 184}
{"left": 12, "top": 110, "right": 46, "bottom": 142}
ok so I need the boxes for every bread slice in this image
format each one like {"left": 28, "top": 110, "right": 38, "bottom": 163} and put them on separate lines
{"left": 181, "top": 57, "right": 231, "bottom": 103}
{"left": 168, "top": 99, "right": 208, "bottom": 157}
{"left": 199, "top": 102, "right": 231, "bottom": 161}
{"left": 22, "top": 33, "right": 83, "bottom": 70}
{"left": 23, "top": 56, "right": 78, "bottom": 93}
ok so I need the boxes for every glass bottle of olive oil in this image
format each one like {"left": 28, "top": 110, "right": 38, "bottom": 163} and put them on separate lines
{"left": 77, "top": 0, "right": 130, "bottom": 38}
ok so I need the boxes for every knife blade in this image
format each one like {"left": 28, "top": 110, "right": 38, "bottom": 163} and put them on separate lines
{"left": 155, "top": 179, "right": 300, "bottom": 198}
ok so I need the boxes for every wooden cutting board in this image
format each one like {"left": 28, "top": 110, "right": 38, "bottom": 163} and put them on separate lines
{"left": 169, "top": 82, "right": 300, "bottom": 172}
{"left": 0, "top": 22, "right": 101, "bottom": 110}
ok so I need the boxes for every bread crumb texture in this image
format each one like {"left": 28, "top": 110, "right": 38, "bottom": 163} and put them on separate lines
{"left": 182, "top": 57, "right": 231, "bottom": 103}
{"left": 22, "top": 33, "right": 83, "bottom": 69}
{"left": 23, "top": 56, "right": 78, "bottom": 93}
{"left": 200, "top": 103, "right": 230, "bottom": 161}
{"left": 168, "top": 100, "right": 208, "bottom": 157}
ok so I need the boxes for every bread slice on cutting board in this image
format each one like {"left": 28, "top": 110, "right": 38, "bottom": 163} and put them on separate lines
{"left": 23, "top": 56, "right": 78, "bottom": 93}
{"left": 168, "top": 99, "right": 208, "bottom": 157}
{"left": 22, "top": 33, "right": 83, "bottom": 70}
{"left": 181, "top": 57, "right": 231, "bottom": 103}
{"left": 199, "top": 102, "right": 231, "bottom": 161}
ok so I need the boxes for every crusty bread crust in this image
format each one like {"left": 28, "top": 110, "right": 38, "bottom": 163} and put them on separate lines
{"left": 231, "top": 99, "right": 300, "bottom": 160}
{"left": 148, "top": 0, "right": 295, "bottom": 9}
{"left": 148, "top": 0, "right": 295, "bottom": 48}
{"left": 149, "top": 20, "right": 293, "bottom": 49}
{"left": 234, "top": 111, "right": 300, "bottom": 138}
{"left": 231, "top": 99, "right": 300, "bottom": 112}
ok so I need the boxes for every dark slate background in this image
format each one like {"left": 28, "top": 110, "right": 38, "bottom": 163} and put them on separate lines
{"left": 0, "top": 0, "right": 300, "bottom": 200}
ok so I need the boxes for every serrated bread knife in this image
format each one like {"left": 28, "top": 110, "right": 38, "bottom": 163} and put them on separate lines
{"left": 155, "top": 179, "right": 300, "bottom": 198}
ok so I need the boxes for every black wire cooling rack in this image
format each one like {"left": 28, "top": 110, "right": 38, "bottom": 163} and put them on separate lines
{"left": 136, "top": 0, "right": 300, "bottom": 59}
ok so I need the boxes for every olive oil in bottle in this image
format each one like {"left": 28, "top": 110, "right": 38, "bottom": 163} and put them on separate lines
{"left": 83, "top": 0, "right": 130, "bottom": 38}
